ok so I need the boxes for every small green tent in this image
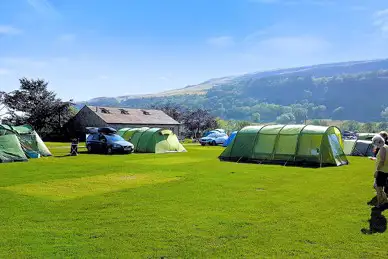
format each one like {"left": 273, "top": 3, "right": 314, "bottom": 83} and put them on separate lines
{"left": 343, "top": 139, "right": 375, "bottom": 157}
{"left": 12, "top": 125, "right": 52, "bottom": 158}
{"left": 0, "top": 125, "right": 28, "bottom": 163}
{"left": 219, "top": 124, "right": 348, "bottom": 167}
{"left": 126, "top": 128, "right": 186, "bottom": 153}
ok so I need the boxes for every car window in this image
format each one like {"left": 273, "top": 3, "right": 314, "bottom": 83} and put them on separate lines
{"left": 87, "top": 135, "right": 94, "bottom": 141}
{"left": 105, "top": 134, "right": 125, "bottom": 142}
{"left": 91, "top": 134, "right": 99, "bottom": 141}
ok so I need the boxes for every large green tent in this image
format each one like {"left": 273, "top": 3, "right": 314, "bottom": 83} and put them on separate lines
{"left": 0, "top": 125, "right": 28, "bottom": 163}
{"left": 12, "top": 125, "right": 52, "bottom": 158}
{"left": 126, "top": 128, "right": 186, "bottom": 153}
{"left": 118, "top": 127, "right": 149, "bottom": 142}
{"left": 219, "top": 124, "right": 348, "bottom": 167}
{"left": 343, "top": 139, "right": 374, "bottom": 157}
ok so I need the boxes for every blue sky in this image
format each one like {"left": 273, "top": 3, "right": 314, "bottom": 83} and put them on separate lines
{"left": 0, "top": 0, "right": 388, "bottom": 101}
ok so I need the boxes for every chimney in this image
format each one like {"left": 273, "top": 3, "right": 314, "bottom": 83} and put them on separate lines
{"left": 96, "top": 106, "right": 98, "bottom": 112}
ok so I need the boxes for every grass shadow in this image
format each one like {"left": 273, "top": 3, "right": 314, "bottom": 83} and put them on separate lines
{"left": 361, "top": 207, "right": 387, "bottom": 234}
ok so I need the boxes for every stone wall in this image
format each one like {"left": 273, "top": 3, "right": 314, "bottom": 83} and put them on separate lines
{"left": 63, "top": 106, "right": 108, "bottom": 140}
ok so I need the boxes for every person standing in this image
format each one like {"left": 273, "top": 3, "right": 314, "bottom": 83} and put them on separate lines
{"left": 372, "top": 135, "right": 388, "bottom": 207}
{"left": 374, "top": 131, "right": 388, "bottom": 157}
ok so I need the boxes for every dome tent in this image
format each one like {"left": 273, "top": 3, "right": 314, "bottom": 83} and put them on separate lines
{"left": 223, "top": 131, "right": 237, "bottom": 147}
{"left": 11, "top": 124, "right": 52, "bottom": 158}
{"left": 343, "top": 139, "right": 375, "bottom": 157}
{"left": 219, "top": 124, "right": 348, "bottom": 167}
{"left": 128, "top": 128, "right": 186, "bottom": 153}
{"left": 0, "top": 125, "right": 28, "bottom": 163}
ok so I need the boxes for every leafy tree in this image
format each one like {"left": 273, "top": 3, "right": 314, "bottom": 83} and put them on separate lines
{"left": 2, "top": 78, "right": 75, "bottom": 136}
{"left": 292, "top": 107, "right": 308, "bottom": 123}
{"left": 376, "top": 122, "right": 388, "bottom": 132}
{"left": 360, "top": 122, "right": 375, "bottom": 133}
{"left": 311, "top": 119, "right": 328, "bottom": 126}
{"left": 0, "top": 91, "right": 6, "bottom": 119}
{"left": 381, "top": 107, "right": 388, "bottom": 121}
{"left": 235, "top": 120, "right": 251, "bottom": 130}
{"left": 251, "top": 113, "right": 261, "bottom": 123}
{"left": 332, "top": 107, "right": 345, "bottom": 120}
{"left": 150, "top": 103, "right": 184, "bottom": 122}
{"left": 182, "top": 109, "right": 217, "bottom": 138}
{"left": 276, "top": 113, "right": 296, "bottom": 124}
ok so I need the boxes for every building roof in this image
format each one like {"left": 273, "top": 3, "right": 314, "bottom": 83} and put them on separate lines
{"left": 86, "top": 105, "right": 180, "bottom": 125}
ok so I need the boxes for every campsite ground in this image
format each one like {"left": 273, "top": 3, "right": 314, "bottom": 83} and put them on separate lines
{"left": 0, "top": 143, "right": 386, "bottom": 258}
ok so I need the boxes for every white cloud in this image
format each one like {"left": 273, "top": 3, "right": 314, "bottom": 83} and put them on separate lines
{"left": 158, "top": 76, "right": 170, "bottom": 81}
{"left": 374, "top": 9, "right": 388, "bottom": 37}
{"left": 0, "top": 25, "right": 22, "bottom": 35}
{"left": 58, "top": 34, "right": 76, "bottom": 42}
{"left": 239, "top": 35, "right": 332, "bottom": 70}
{"left": 249, "top": 0, "right": 279, "bottom": 3}
{"left": 98, "top": 75, "right": 108, "bottom": 80}
{"left": 350, "top": 6, "right": 367, "bottom": 11}
{"left": 257, "top": 36, "right": 330, "bottom": 54}
{"left": 0, "top": 57, "right": 47, "bottom": 68}
{"left": 26, "top": 0, "right": 59, "bottom": 17}
{"left": 0, "top": 68, "right": 11, "bottom": 76}
{"left": 249, "top": 0, "right": 335, "bottom": 6}
{"left": 207, "top": 36, "right": 235, "bottom": 48}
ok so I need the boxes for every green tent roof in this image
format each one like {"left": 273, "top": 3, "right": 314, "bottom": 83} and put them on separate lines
{"left": 219, "top": 124, "right": 348, "bottom": 167}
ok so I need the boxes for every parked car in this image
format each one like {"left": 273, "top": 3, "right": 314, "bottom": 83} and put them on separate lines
{"left": 86, "top": 131, "right": 134, "bottom": 154}
{"left": 199, "top": 132, "right": 229, "bottom": 146}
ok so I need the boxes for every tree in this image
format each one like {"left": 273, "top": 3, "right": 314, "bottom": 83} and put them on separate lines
{"left": 292, "top": 107, "right": 308, "bottom": 123}
{"left": 2, "top": 78, "right": 74, "bottom": 136}
{"left": 311, "top": 119, "right": 328, "bottom": 126}
{"left": 150, "top": 103, "right": 184, "bottom": 122}
{"left": 251, "top": 113, "right": 261, "bottom": 123}
{"left": 276, "top": 113, "right": 296, "bottom": 124}
{"left": 341, "top": 120, "right": 361, "bottom": 132}
{"left": 381, "top": 107, "right": 388, "bottom": 121}
{"left": 332, "top": 107, "right": 345, "bottom": 120}
{"left": 182, "top": 109, "right": 217, "bottom": 138}
{"left": 361, "top": 122, "right": 375, "bottom": 133}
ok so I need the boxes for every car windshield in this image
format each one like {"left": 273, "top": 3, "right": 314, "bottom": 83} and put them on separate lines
{"left": 104, "top": 134, "right": 125, "bottom": 142}
{"left": 206, "top": 133, "right": 226, "bottom": 138}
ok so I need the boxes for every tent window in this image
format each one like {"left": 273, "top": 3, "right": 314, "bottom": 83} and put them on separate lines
{"left": 119, "top": 109, "right": 129, "bottom": 115}
{"left": 100, "top": 108, "right": 110, "bottom": 114}
{"left": 141, "top": 110, "right": 151, "bottom": 115}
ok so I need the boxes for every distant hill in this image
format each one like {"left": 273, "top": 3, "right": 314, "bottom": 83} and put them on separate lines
{"left": 84, "top": 58, "right": 388, "bottom": 122}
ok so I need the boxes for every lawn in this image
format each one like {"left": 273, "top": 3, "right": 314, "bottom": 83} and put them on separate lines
{"left": 0, "top": 143, "right": 386, "bottom": 258}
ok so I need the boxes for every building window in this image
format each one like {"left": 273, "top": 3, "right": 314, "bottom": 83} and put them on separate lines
{"left": 119, "top": 109, "right": 129, "bottom": 115}
{"left": 141, "top": 110, "right": 151, "bottom": 115}
{"left": 100, "top": 108, "right": 110, "bottom": 114}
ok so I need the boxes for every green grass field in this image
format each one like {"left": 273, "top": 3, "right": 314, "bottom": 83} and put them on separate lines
{"left": 0, "top": 143, "right": 386, "bottom": 258}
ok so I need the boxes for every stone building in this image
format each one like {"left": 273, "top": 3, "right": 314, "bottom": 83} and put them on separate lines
{"left": 64, "top": 105, "right": 181, "bottom": 140}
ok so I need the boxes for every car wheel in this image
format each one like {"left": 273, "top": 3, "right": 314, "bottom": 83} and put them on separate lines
{"left": 87, "top": 145, "right": 92, "bottom": 153}
{"left": 106, "top": 147, "right": 113, "bottom": 155}
{"left": 201, "top": 143, "right": 206, "bottom": 146}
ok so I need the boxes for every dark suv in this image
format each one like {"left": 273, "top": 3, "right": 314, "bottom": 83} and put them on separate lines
{"left": 86, "top": 132, "right": 134, "bottom": 154}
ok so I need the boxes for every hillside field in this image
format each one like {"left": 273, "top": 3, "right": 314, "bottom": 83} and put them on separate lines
{"left": 0, "top": 144, "right": 386, "bottom": 258}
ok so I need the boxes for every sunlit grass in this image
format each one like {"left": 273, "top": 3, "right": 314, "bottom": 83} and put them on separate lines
{"left": 0, "top": 143, "right": 384, "bottom": 258}
{"left": 3, "top": 173, "right": 180, "bottom": 200}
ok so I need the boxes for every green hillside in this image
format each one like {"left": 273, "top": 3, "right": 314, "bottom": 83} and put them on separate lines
{"left": 85, "top": 59, "right": 388, "bottom": 122}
